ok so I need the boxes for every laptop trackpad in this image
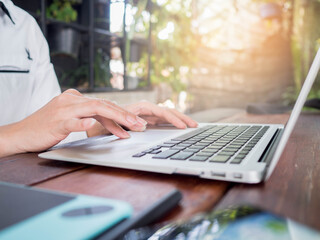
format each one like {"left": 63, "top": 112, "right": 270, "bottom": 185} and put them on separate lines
{"left": 42, "top": 127, "right": 189, "bottom": 162}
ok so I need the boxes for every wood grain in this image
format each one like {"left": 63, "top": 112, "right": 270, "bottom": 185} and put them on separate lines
{"left": 35, "top": 166, "right": 230, "bottom": 221}
{"left": 0, "top": 153, "right": 85, "bottom": 185}
{"left": 220, "top": 112, "right": 289, "bottom": 124}
{"left": 217, "top": 113, "right": 320, "bottom": 231}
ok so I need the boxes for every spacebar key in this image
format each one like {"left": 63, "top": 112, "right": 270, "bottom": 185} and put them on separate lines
{"left": 152, "top": 150, "right": 180, "bottom": 159}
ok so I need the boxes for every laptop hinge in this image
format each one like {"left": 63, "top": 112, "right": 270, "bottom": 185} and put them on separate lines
{"left": 258, "top": 128, "right": 284, "bottom": 165}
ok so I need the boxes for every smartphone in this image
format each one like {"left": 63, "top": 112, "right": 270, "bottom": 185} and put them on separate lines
{"left": 0, "top": 182, "right": 132, "bottom": 240}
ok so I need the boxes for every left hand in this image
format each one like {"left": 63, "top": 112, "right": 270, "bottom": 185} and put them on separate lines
{"left": 87, "top": 101, "right": 198, "bottom": 137}
{"left": 124, "top": 101, "right": 198, "bottom": 129}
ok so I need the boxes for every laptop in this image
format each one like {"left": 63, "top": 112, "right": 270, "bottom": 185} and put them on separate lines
{"left": 39, "top": 48, "right": 320, "bottom": 184}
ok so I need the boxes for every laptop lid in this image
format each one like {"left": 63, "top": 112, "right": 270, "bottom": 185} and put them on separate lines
{"left": 266, "top": 47, "right": 320, "bottom": 180}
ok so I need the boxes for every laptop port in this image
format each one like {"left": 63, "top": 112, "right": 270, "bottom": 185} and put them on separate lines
{"left": 233, "top": 173, "right": 243, "bottom": 179}
{"left": 211, "top": 172, "right": 226, "bottom": 178}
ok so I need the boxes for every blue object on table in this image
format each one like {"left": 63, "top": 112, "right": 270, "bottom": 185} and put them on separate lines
{"left": 0, "top": 182, "right": 132, "bottom": 240}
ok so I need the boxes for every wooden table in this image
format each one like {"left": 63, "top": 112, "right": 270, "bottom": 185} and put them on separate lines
{"left": 1, "top": 112, "right": 320, "bottom": 232}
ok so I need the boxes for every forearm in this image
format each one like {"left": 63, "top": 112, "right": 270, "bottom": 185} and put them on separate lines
{"left": 0, "top": 122, "right": 25, "bottom": 158}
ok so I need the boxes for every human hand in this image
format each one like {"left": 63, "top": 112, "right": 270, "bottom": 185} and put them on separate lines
{"left": 0, "top": 89, "right": 147, "bottom": 157}
{"left": 124, "top": 101, "right": 198, "bottom": 129}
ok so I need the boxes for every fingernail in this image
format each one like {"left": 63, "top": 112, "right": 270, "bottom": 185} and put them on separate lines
{"left": 126, "top": 115, "right": 137, "bottom": 125}
{"left": 122, "top": 131, "right": 131, "bottom": 138}
{"left": 134, "top": 124, "right": 146, "bottom": 132}
{"left": 137, "top": 117, "right": 147, "bottom": 126}
{"left": 180, "top": 123, "right": 187, "bottom": 129}
{"left": 117, "top": 128, "right": 130, "bottom": 138}
{"left": 140, "top": 124, "right": 146, "bottom": 131}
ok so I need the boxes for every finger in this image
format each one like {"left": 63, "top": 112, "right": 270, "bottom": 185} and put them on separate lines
{"left": 86, "top": 121, "right": 111, "bottom": 138}
{"left": 139, "top": 102, "right": 198, "bottom": 128}
{"left": 101, "top": 99, "right": 148, "bottom": 128}
{"left": 140, "top": 116, "right": 159, "bottom": 125}
{"left": 95, "top": 116, "right": 131, "bottom": 138}
{"left": 169, "top": 109, "right": 198, "bottom": 128}
{"left": 66, "top": 99, "right": 147, "bottom": 131}
{"left": 62, "top": 93, "right": 138, "bottom": 121}
{"left": 98, "top": 101, "right": 148, "bottom": 131}
{"left": 63, "top": 88, "right": 83, "bottom": 96}
{"left": 138, "top": 102, "right": 187, "bottom": 129}
{"left": 154, "top": 109, "right": 187, "bottom": 129}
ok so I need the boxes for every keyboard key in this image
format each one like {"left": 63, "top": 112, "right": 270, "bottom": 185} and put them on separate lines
{"left": 150, "top": 150, "right": 162, "bottom": 154}
{"left": 195, "top": 142, "right": 210, "bottom": 146}
{"left": 184, "top": 148, "right": 201, "bottom": 153}
{"left": 232, "top": 144, "right": 243, "bottom": 148}
{"left": 176, "top": 143, "right": 193, "bottom": 148}
{"left": 243, "top": 147, "right": 252, "bottom": 151}
{"left": 189, "top": 145, "right": 206, "bottom": 150}
{"left": 171, "top": 127, "right": 209, "bottom": 141}
{"left": 183, "top": 140, "right": 199, "bottom": 144}
{"left": 171, "top": 146, "right": 187, "bottom": 150}
{"left": 170, "top": 151, "right": 195, "bottom": 160}
{"left": 132, "top": 152, "right": 146, "bottom": 158}
{"left": 219, "top": 151, "right": 235, "bottom": 156}
{"left": 246, "top": 143, "right": 255, "bottom": 147}
{"left": 207, "top": 145, "right": 223, "bottom": 149}
{"left": 160, "top": 143, "right": 176, "bottom": 147}
{"left": 142, "top": 149, "right": 154, "bottom": 153}
{"left": 201, "top": 148, "right": 218, "bottom": 153}
{"left": 209, "top": 155, "right": 230, "bottom": 163}
{"left": 239, "top": 149, "right": 250, "bottom": 154}
{"left": 236, "top": 154, "right": 247, "bottom": 158}
{"left": 199, "top": 140, "right": 213, "bottom": 143}
{"left": 196, "top": 151, "right": 214, "bottom": 157}
{"left": 224, "top": 146, "right": 239, "bottom": 151}
{"left": 210, "top": 144, "right": 226, "bottom": 149}
{"left": 230, "top": 158, "right": 243, "bottom": 164}
{"left": 189, "top": 155, "right": 208, "bottom": 161}
{"left": 153, "top": 150, "right": 180, "bottom": 159}
{"left": 164, "top": 141, "right": 181, "bottom": 145}
{"left": 151, "top": 146, "right": 161, "bottom": 150}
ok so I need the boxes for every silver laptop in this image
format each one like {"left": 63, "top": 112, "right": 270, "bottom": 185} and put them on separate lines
{"left": 39, "top": 48, "right": 320, "bottom": 184}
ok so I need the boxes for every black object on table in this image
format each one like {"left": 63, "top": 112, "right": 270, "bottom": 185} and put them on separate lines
{"left": 95, "top": 189, "right": 183, "bottom": 240}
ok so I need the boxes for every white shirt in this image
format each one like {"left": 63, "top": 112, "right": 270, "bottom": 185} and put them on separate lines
{"left": 0, "top": 0, "right": 86, "bottom": 143}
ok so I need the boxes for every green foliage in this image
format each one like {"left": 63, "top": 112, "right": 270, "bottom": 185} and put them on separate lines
{"left": 60, "top": 64, "right": 88, "bottom": 88}
{"left": 94, "top": 48, "right": 112, "bottom": 88}
{"left": 265, "top": 220, "right": 287, "bottom": 233}
{"left": 150, "top": 0, "right": 198, "bottom": 94}
{"left": 126, "top": 0, "right": 197, "bottom": 95}
{"left": 46, "top": 0, "right": 78, "bottom": 23}
{"left": 250, "top": 0, "right": 320, "bottom": 106}
{"left": 206, "top": 205, "right": 260, "bottom": 226}
{"left": 283, "top": 0, "right": 320, "bottom": 105}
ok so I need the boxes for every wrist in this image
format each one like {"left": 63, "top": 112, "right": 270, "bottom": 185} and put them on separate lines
{"left": 0, "top": 122, "right": 26, "bottom": 158}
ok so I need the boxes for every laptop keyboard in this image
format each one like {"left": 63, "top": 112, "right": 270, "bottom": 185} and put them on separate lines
{"left": 132, "top": 125, "right": 270, "bottom": 164}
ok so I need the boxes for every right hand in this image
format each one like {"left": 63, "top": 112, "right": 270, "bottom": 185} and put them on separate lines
{"left": 0, "top": 89, "right": 147, "bottom": 157}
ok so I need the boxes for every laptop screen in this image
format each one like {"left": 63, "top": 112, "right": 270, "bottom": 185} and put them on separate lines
{"left": 266, "top": 47, "right": 320, "bottom": 179}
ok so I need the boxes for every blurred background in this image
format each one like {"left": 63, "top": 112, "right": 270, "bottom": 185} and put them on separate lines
{"left": 13, "top": 0, "right": 320, "bottom": 115}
